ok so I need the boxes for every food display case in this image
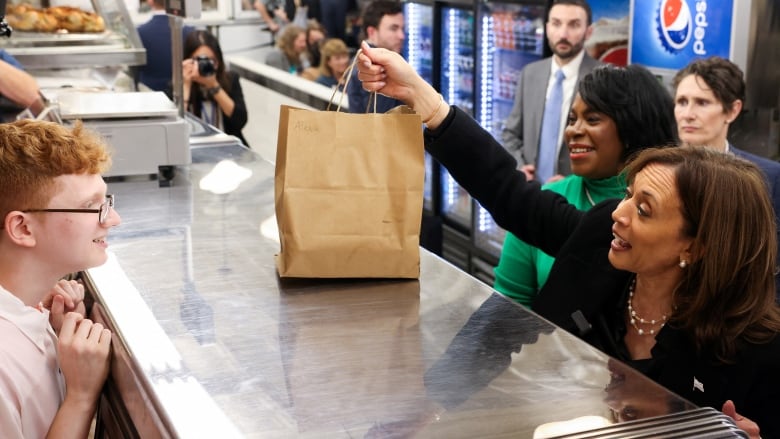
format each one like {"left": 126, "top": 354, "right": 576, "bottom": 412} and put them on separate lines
{"left": 0, "top": 0, "right": 145, "bottom": 70}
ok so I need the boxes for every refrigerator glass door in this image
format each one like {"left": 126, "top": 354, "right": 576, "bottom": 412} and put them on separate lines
{"left": 441, "top": 168, "right": 472, "bottom": 231}
{"left": 403, "top": 2, "right": 434, "bottom": 85}
{"left": 423, "top": 153, "right": 434, "bottom": 213}
{"left": 439, "top": 3, "right": 476, "bottom": 232}
{"left": 441, "top": 6, "right": 475, "bottom": 116}
{"left": 477, "top": 1, "right": 544, "bottom": 139}
{"left": 474, "top": 1, "right": 544, "bottom": 259}
{"left": 403, "top": 2, "right": 435, "bottom": 213}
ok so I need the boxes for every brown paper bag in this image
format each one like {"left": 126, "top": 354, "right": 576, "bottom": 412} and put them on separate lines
{"left": 274, "top": 104, "right": 425, "bottom": 278}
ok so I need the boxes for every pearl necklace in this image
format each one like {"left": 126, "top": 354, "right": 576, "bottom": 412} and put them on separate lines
{"left": 627, "top": 278, "right": 668, "bottom": 336}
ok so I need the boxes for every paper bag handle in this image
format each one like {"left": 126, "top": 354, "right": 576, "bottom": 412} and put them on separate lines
{"left": 329, "top": 46, "right": 378, "bottom": 114}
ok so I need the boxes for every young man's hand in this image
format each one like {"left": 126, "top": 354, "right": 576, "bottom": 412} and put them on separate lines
{"left": 47, "top": 313, "right": 112, "bottom": 438}
{"left": 57, "top": 313, "right": 112, "bottom": 405}
{"left": 43, "top": 279, "right": 86, "bottom": 334}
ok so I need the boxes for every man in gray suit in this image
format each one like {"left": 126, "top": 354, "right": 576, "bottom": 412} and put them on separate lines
{"left": 501, "top": 0, "right": 602, "bottom": 183}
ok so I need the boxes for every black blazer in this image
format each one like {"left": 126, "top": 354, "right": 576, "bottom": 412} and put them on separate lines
{"left": 733, "top": 146, "right": 780, "bottom": 300}
{"left": 425, "top": 106, "right": 780, "bottom": 436}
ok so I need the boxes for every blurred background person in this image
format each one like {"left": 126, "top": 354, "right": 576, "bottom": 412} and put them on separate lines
{"left": 136, "top": 0, "right": 195, "bottom": 96}
{"left": 255, "top": 0, "right": 293, "bottom": 34}
{"left": 299, "top": 20, "right": 327, "bottom": 80}
{"left": 314, "top": 38, "right": 350, "bottom": 88}
{"left": 182, "top": 30, "right": 249, "bottom": 147}
{"left": 347, "top": 0, "right": 404, "bottom": 113}
{"left": 305, "top": 19, "right": 327, "bottom": 68}
{"left": 301, "top": 0, "right": 323, "bottom": 28}
{"left": 343, "top": 0, "right": 363, "bottom": 48}
{"left": 672, "top": 56, "right": 780, "bottom": 300}
{"left": 265, "top": 24, "right": 308, "bottom": 74}
{"left": 0, "top": 49, "right": 42, "bottom": 119}
{"left": 319, "top": 0, "right": 348, "bottom": 41}
{"left": 494, "top": 64, "right": 678, "bottom": 306}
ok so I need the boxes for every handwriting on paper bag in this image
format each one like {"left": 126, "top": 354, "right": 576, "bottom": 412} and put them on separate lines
{"left": 293, "top": 121, "right": 319, "bottom": 134}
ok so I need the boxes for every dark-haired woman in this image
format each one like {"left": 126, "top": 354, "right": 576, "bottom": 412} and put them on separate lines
{"left": 494, "top": 65, "right": 678, "bottom": 306}
{"left": 182, "top": 30, "right": 249, "bottom": 147}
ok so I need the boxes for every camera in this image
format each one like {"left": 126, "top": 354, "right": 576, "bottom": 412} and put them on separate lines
{"left": 195, "top": 55, "right": 216, "bottom": 77}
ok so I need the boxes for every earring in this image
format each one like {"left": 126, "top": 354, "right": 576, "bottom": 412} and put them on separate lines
{"left": 679, "top": 260, "right": 688, "bottom": 269}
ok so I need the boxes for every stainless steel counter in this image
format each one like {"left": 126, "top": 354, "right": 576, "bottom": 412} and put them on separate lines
{"left": 84, "top": 145, "right": 709, "bottom": 438}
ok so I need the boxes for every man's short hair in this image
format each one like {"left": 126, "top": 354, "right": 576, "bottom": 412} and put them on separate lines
{"left": 547, "top": 0, "right": 593, "bottom": 26}
{"left": 0, "top": 120, "right": 111, "bottom": 225}
{"left": 361, "top": 0, "right": 403, "bottom": 34}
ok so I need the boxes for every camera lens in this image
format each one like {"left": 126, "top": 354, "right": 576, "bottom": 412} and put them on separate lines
{"left": 195, "top": 55, "right": 216, "bottom": 76}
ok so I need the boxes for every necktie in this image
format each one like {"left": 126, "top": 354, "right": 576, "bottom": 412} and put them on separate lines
{"left": 537, "top": 69, "right": 565, "bottom": 183}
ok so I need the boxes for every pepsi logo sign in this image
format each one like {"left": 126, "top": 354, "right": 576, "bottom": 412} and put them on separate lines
{"left": 656, "top": 0, "right": 708, "bottom": 55}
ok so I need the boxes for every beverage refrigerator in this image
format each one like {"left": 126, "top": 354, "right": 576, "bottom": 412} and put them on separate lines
{"left": 404, "top": 0, "right": 477, "bottom": 269}
{"left": 439, "top": 3, "right": 476, "bottom": 116}
{"left": 437, "top": 0, "right": 477, "bottom": 270}
{"left": 471, "top": 0, "right": 546, "bottom": 282}
{"left": 402, "top": 1, "right": 437, "bottom": 215}
{"left": 403, "top": 1, "right": 435, "bottom": 86}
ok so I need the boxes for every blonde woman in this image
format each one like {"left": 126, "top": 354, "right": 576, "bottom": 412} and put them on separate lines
{"left": 264, "top": 24, "right": 307, "bottom": 74}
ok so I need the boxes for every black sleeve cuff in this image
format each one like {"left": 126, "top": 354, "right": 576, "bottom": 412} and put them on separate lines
{"left": 423, "top": 105, "right": 457, "bottom": 143}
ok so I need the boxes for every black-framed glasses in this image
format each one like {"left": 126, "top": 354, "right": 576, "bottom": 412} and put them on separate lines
{"left": 23, "top": 194, "right": 115, "bottom": 224}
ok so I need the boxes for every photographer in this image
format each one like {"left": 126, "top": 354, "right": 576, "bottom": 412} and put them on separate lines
{"left": 182, "top": 30, "right": 249, "bottom": 147}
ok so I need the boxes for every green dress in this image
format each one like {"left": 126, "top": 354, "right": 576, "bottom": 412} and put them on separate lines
{"left": 493, "top": 174, "right": 626, "bottom": 306}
